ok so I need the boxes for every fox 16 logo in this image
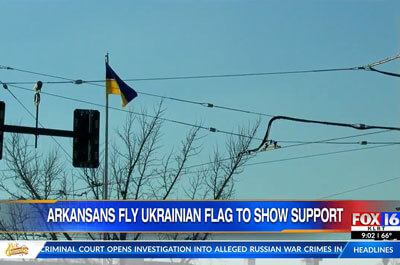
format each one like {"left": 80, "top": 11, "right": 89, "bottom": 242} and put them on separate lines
{"left": 352, "top": 212, "right": 400, "bottom": 226}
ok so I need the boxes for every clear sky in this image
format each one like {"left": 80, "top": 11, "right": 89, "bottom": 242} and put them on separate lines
{"left": 0, "top": 0, "right": 399, "bottom": 205}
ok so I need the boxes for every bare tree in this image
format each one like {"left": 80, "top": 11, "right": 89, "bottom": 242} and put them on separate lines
{"left": 170, "top": 119, "right": 260, "bottom": 251}
{"left": 0, "top": 132, "right": 72, "bottom": 240}
{"left": 77, "top": 101, "right": 260, "bottom": 243}
{"left": 0, "top": 101, "right": 260, "bottom": 245}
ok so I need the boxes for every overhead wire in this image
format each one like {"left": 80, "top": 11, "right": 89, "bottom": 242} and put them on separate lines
{"left": 177, "top": 130, "right": 398, "bottom": 172}
{"left": 8, "top": 81, "right": 276, "bottom": 118}
{"left": 174, "top": 144, "right": 400, "bottom": 201}
{"left": 1, "top": 57, "right": 400, "bottom": 202}
{"left": 2, "top": 101, "right": 396, "bottom": 199}
{"left": 278, "top": 130, "right": 394, "bottom": 149}
{"left": 7, "top": 83, "right": 400, "bottom": 147}
{"left": 3, "top": 54, "right": 400, "bottom": 119}
{"left": 0, "top": 65, "right": 276, "bottom": 118}
{"left": 245, "top": 143, "right": 396, "bottom": 167}
{"left": 2, "top": 75, "right": 399, "bottom": 188}
{"left": 2, "top": 125, "right": 397, "bottom": 192}
{"left": 0, "top": 65, "right": 72, "bottom": 81}
{"left": 173, "top": 143, "right": 399, "bottom": 175}
{"left": 4, "top": 55, "right": 398, "bottom": 84}
{"left": 5, "top": 84, "right": 266, "bottom": 141}
{"left": 321, "top": 175, "right": 400, "bottom": 199}
{"left": 277, "top": 140, "right": 400, "bottom": 145}
{"left": 1, "top": 56, "right": 399, "bottom": 177}
{"left": 242, "top": 115, "right": 400, "bottom": 155}
{"left": 2, "top": 54, "right": 399, "bottom": 84}
{"left": 0, "top": 67, "right": 362, "bottom": 84}
{"left": 68, "top": 143, "right": 398, "bottom": 195}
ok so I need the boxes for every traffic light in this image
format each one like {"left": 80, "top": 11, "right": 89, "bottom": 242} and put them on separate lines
{"left": 0, "top": 101, "right": 4, "bottom": 160}
{"left": 73, "top": 109, "right": 100, "bottom": 168}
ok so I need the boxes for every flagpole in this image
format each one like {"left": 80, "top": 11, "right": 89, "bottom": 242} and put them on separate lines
{"left": 104, "top": 53, "right": 109, "bottom": 201}
{"left": 103, "top": 53, "right": 109, "bottom": 241}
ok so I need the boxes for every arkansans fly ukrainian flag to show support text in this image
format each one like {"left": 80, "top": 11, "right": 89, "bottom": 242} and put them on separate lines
{"left": 106, "top": 63, "right": 138, "bottom": 107}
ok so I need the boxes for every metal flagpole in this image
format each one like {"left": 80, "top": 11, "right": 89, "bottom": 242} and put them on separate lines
{"left": 103, "top": 53, "right": 109, "bottom": 243}
{"left": 104, "top": 53, "right": 109, "bottom": 201}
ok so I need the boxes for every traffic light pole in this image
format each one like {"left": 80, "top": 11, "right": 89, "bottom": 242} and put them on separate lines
{"left": 35, "top": 102, "right": 39, "bottom": 147}
{"left": 0, "top": 101, "right": 100, "bottom": 168}
{"left": 2, "top": 124, "right": 75, "bottom": 138}
{"left": 33, "top": 81, "right": 43, "bottom": 149}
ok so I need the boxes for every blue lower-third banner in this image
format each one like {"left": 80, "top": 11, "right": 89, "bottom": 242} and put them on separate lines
{"left": 0, "top": 241, "right": 400, "bottom": 259}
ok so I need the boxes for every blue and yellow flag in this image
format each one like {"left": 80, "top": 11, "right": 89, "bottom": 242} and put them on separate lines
{"left": 106, "top": 63, "right": 138, "bottom": 107}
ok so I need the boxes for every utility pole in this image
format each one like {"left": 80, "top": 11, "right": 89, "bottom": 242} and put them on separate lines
{"left": 33, "top": 81, "right": 42, "bottom": 148}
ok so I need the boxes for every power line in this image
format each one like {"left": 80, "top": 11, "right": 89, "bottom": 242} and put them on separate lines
{"left": 0, "top": 65, "right": 72, "bottom": 81}
{"left": 4, "top": 80, "right": 276, "bottom": 118}
{"left": 2, "top": 58, "right": 399, "bottom": 200}
{"left": 73, "top": 175, "right": 400, "bottom": 198}
{"left": 243, "top": 115, "right": 400, "bottom": 155}
{"left": 7, "top": 83, "right": 400, "bottom": 147}
{"left": 2, "top": 126, "right": 396, "bottom": 188}
{"left": 321, "top": 176, "right": 400, "bottom": 199}
{"left": 112, "top": 54, "right": 398, "bottom": 81}
{"left": 245, "top": 144, "right": 396, "bottom": 167}
{"left": 180, "top": 143, "right": 398, "bottom": 174}
{"left": 164, "top": 145, "right": 398, "bottom": 193}
{"left": 93, "top": 67, "right": 361, "bottom": 82}
{"left": 30, "top": 128, "right": 397, "bottom": 196}
{"left": 2, "top": 59, "right": 399, "bottom": 159}
{"left": 6, "top": 83, "right": 265, "bottom": 141}
{"left": 69, "top": 143, "right": 398, "bottom": 195}
{"left": 156, "top": 133, "right": 395, "bottom": 174}
{"left": 11, "top": 128, "right": 399, "bottom": 200}
{"left": 3, "top": 54, "right": 400, "bottom": 118}
{"left": 278, "top": 140, "right": 400, "bottom": 145}
{"left": 2, "top": 54, "right": 399, "bottom": 84}
{"left": 136, "top": 91, "right": 275, "bottom": 118}
{"left": 5, "top": 84, "right": 400, "bottom": 192}
{"left": 3, "top": 58, "right": 397, "bottom": 84}
{"left": 0, "top": 82, "right": 72, "bottom": 161}
{"left": 278, "top": 130, "right": 394, "bottom": 149}
{"left": 0, "top": 67, "right": 360, "bottom": 84}
{"left": 178, "top": 130, "right": 397, "bottom": 172}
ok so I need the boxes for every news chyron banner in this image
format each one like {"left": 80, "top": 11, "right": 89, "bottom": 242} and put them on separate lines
{"left": 0, "top": 200, "right": 399, "bottom": 259}
{"left": 1, "top": 200, "right": 399, "bottom": 235}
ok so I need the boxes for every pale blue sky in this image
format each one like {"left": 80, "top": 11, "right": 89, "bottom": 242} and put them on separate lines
{"left": 0, "top": 0, "right": 399, "bottom": 202}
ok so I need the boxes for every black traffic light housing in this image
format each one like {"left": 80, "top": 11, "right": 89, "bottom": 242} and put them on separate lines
{"left": 0, "top": 102, "right": 4, "bottom": 160}
{"left": 0, "top": 101, "right": 100, "bottom": 168}
{"left": 73, "top": 109, "right": 100, "bottom": 168}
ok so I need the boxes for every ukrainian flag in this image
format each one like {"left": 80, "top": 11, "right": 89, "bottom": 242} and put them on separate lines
{"left": 106, "top": 63, "right": 138, "bottom": 107}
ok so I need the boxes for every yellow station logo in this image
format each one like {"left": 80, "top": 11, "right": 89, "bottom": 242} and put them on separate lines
{"left": 5, "top": 243, "right": 29, "bottom": 256}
